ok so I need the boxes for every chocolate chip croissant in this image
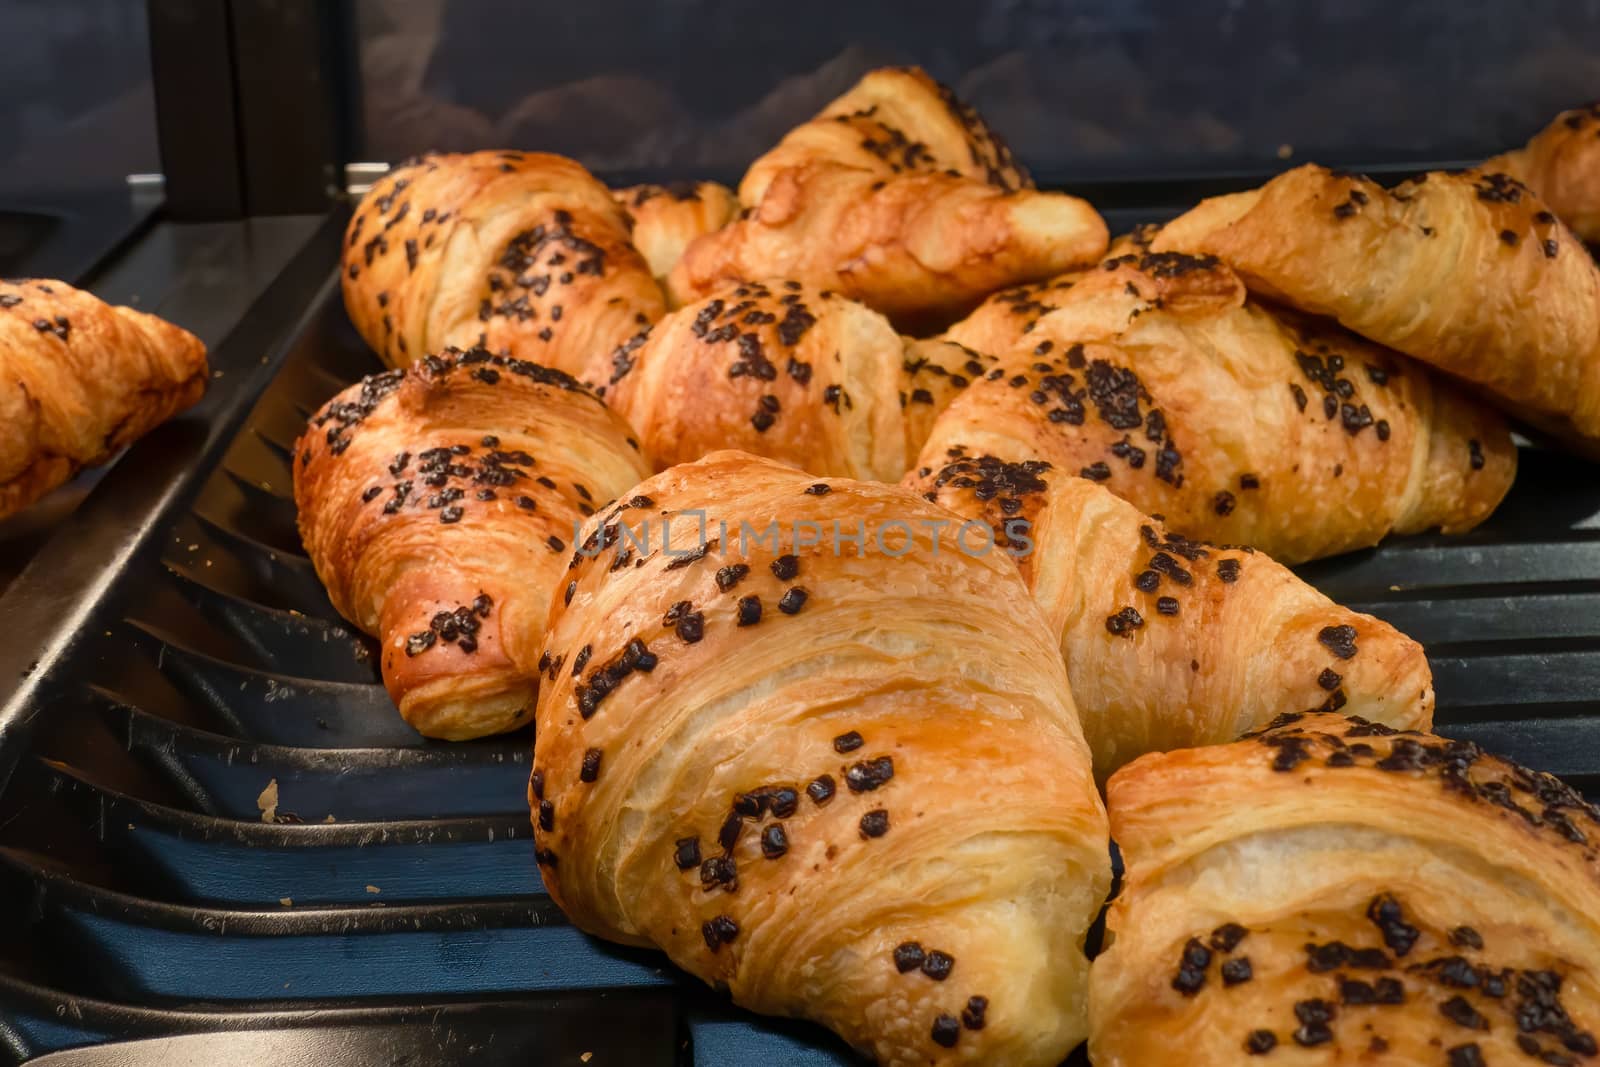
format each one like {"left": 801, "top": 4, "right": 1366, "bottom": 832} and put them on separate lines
{"left": 1153, "top": 164, "right": 1600, "bottom": 458}
{"left": 592, "top": 280, "right": 995, "bottom": 480}
{"left": 939, "top": 250, "right": 1516, "bottom": 563}
{"left": 613, "top": 181, "right": 739, "bottom": 284}
{"left": 1487, "top": 103, "right": 1600, "bottom": 245}
{"left": 293, "top": 346, "right": 650, "bottom": 739}
{"left": 668, "top": 66, "right": 1108, "bottom": 328}
{"left": 342, "top": 151, "right": 663, "bottom": 374}
{"left": 906, "top": 450, "right": 1433, "bottom": 778}
{"left": 0, "top": 278, "right": 207, "bottom": 521}
{"left": 1091, "top": 712, "right": 1600, "bottom": 1066}
{"left": 531, "top": 450, "right": 1111, "bottom": 1065}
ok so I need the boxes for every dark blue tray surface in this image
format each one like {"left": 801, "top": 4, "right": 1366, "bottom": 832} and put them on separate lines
{"left": 0, "top": 216, "right": 1596, "bottom": 1066}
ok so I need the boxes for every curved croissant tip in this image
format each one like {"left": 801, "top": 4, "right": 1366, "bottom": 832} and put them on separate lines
{"left": 1007, "top": 193, "right": 1110, "bottom": 268}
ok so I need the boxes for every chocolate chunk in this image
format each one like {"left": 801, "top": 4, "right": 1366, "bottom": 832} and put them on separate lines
{"left": 807, "top": 775, "right": 835, "bottom": 805}
{"left": 1172, "top": 937, "right": 1211, "bottom": 995}
{"left": 1292, "top": 999, "right": 1336, "bottom": 1047}
{"left": 922, "top": 950, "right": 955, "bottom": 981}
{"left": 1222, "top": 958, "right": 1253, "bottom": 986}
{"left": 1245, "top": 1031, "right": 1277, "bottom": 1055}
{"left": 859, "top": 809, "right": 889, "bottom": 838}
{"left": 1210, "top": 923, "right": 1248, "bottom": 952}
{"left": 1318, "top": 625, "right": 1359, "bottom": 659}
{"left": 846, "top": 756, "right": 894, "bottom": 792}
{"left": 893, "top": 942, "right": 926, "bottom": 973}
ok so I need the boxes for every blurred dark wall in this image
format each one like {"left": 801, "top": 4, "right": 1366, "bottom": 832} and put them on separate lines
{"left": 2, "top": 1, "right": 1595, "bottom": 201}
{"left": 0, "top": 0, "right": 159, "bottom": 199}
{"left": 355, "top": 0, "right": 1600, "bottom": 182}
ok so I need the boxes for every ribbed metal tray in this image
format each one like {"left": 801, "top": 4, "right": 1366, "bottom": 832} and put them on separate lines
{"left": 0, "top": 200, "right": 1595, "bottom": 1065}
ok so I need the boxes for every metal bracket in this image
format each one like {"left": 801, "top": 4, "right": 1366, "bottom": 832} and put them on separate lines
{"left": 344, "top": 162, "right": 392, "bottom": 199}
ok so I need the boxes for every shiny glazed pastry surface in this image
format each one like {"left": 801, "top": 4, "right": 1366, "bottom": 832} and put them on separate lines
{"left": 938, "top": 250, "right": 1516, "bottom": 563}
{"left": 668, "top": 66, "right": 1108, "bottom": 327}
{"left": 531, "top": 450, "right": 1110, "bottom": 1065}
{"left": 1092, "top": 711, "right": 1600, "bottom": 1066}
{"left": 294, "top": 346, "right": 650, "bottom": 738}
{"left": 595, "top": 279, "right": 995, "bottom": 481}
{"left": 1488, "top": 103, "right": 1600, "bottom": 244}
{"left": 1155, "top": 164, "right": 1600, "bottom": 457}
{"left": 0, "top": 278, "right": 207, "bottom": 521}
{"left": 342, "top": 150, "right": 663, "bottom": 375}
{"left": 906, "top": 450, "right": 1433, "bottom": 777}
{"left": 613, "top": 181, "right": 740, "bottom": 283}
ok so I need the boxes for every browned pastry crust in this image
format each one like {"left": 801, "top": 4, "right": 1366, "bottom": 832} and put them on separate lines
{"left": 1488, "top": 103, "right": 1600, "bottom": 244}
{"left": 898, "top": 338, "right": 998, "bottom": 472}
{"left": 1109, "top": 222, "right": 1163, "bottom": 255}
{"left": 905, "top": 451, "right": 1432, "bottom": 778}
{"left": 941, "top": 271, "right": 1085, "bottom": 357}
{"left": 735, "top": 66, "right": 1030, "bottom": 206}
{"left": 592, "top": 281, "right": 995, "bottom": 481}
{"left": 1092, "top": 712, "right": 1600, "bottom": 1066}
{"left": 293, "top": 346, "right": 650, "bottom": 739}
{"left": 938, "top": 226, "right": 1161, "bottom": 357}
{"left": 612, "top": 181, "right": 739, "bottom": 282}
{"left": 0, "top": 278, "right": 207, "bottom": 520}
{"left": 668, "top": 67, "right": 1108, "bottom": 327}
{"left": 342, "top": 151, "right": 663, "bottom": 375}
{"left": 941, "top": 251, "right": 1516, "bottom": 563}
{"left": 1154, "top": 164, "right": 1600, "bottom": 457}
{"left": 531, "top": 451, "right": 1110, "bottom": 1065}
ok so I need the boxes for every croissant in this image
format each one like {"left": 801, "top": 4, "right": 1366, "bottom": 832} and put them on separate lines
{"left": 613, "top": 181, "right": 739, "bottom": 283}
{"left": 667, "top": 67, "right": 1108, "bottom": 327}
{"left": 0, "top": 278, "right": 207, "bottom": 521}
{"left": 531, "top": 450, "right": 1111, "bottom": 1065}
{"left": 342, "top": 151, "right": 663, "bottom": 375}
{"left": 936, "top": 224, "right": 1175, "bottom": 359}
{"left": 293, "top": 345, "right": 650, "bottom": 739}
{"left": 905, "top": 449, "right": 1433, "bottom": 778}
{"left": 1153, "top": 164, "right": 1600, "bottom": 457}
{"left": 939, "top": 250, "right": 1516, "bottom": 563}
{"left": 1487, "top": 103, "right": 1600, "bottom": 244}
{"left": 592, "top": 280, "right": 995, "bottom": 481}
{"left": 1091, "top": 711, "right": 1600, "bottom": 1066}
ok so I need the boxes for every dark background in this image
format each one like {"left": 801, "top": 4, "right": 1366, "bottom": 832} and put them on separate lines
{"left": 355, "top": 0, "right": 1600, "bottom": 183}
{"left": 0, "top": 0, "right": 158, "bottom": 197}
{"left": 2, "top": 0, "right": 1599, "bottom": 197}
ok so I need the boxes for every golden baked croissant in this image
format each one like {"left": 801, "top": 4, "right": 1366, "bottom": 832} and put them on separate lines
{"left": 592, "top": 281, "right": 995, "bottom": 481}
{"left": 906, "top": 449, "right": 1433, "bottom": 778}
{"left": 343, "top": 151, "right": 663, "bottom": 375}
{"left": 667, "top": 67, "right": 1108, "bottom": 327}
{"left": 1487, "top": 103, "right": 1600, "bottom": 244}
{"left": 940, "top": 271, "right": 1084, "bottom": 357}
{"left": 0, "top": 278, "right": 207, "bottom": 521}
{"left": 1153, "top": 163, "right": 1600, "bottom": 456}
{"left": 613, "top": 181, "right": 739, "bottom": 283}
{"left": 937, "top": 224, "right": 1160, "bottom": 357}
{"left": 294, "top": 345, "right": 650, "bottom": 739}
{"left": 531, "top": 450, "right": 1111, "bottom": 1065}
{"left": 1092, "top": 711, "right": 1600, "bottom": 1066}
{"left": 940, "top": 250, "right": 1516, "bottom": 563}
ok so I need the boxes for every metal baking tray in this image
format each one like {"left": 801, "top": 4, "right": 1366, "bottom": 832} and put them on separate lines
{"left": 0, "top": 190, "right": 1595, "bottom": 1065}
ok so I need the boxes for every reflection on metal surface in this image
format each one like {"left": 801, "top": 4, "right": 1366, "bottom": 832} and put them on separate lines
{"left": 344, "top": 161, "right": 393, "bottom": 197}
{"left": 350, "top": 0, "right": 1600, "bottom": 181}
{"left": 0, "top": 0, "right": 158, "bottom": 199}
